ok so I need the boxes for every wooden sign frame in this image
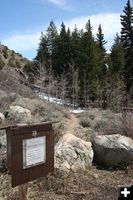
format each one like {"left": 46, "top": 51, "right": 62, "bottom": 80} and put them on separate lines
{"left": 5, "top": 122, "right": 54, "bottom": 187}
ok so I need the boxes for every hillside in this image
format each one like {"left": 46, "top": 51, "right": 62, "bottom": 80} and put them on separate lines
{"left": 0, "top": 44, "right": 28, "bottom": 70}
{"left": 0, "top": 43, "right": 35, "bottom": 99}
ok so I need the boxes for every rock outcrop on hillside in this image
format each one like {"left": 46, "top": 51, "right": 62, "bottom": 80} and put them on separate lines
{"left": 0, "top": 44, "right": 28, "bottom": 70}
{"left": 0, "top": 44, "right": 34, "bottom": 98}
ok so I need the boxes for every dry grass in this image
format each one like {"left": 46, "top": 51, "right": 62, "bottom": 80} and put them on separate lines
{"left": 103, "top": 112, "right": 133, "bottom": 140}
{"left": 78, "top": 108, "right": 133, "bottom": 140}
{"left": 77, "top": 109, "right": 113, "bottom": 133}
{"left": 1, "top": 165, "right": 133, "bottom": 200}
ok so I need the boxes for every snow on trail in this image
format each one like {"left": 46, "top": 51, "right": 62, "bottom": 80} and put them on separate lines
{"left": 70, "top": 109, "right": 87, "bottom": 114}
{"left": 37, "top": 92, "right": 87, "bottom": 113}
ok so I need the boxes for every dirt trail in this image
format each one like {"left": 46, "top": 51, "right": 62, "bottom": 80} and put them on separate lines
{"left": 64, "top": 114, "right": 80, "bottom": 135}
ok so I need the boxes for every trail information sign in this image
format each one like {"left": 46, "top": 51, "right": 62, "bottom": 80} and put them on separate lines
{"left": 23, "top": 136, "right": 46, "bottom": 169}
{"left": 1, "top": 122, "right": 54, "bottom": 187}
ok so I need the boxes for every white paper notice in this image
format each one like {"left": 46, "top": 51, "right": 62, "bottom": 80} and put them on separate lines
{"left": 23, "top": 136, "right": 46, "bottom": 169}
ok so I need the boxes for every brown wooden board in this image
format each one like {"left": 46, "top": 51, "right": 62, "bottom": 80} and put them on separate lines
{"left": 6, "top": 122, "right": 54, "bottom": 187}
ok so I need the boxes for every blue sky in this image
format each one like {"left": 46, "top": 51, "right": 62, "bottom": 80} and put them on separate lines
{"left": 1, "top": 0, "right": 133, "bottom": 60}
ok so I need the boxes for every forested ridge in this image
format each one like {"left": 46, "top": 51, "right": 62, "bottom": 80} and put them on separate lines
{"left": 24, "top": 0, "right": 133, "bottom": 112}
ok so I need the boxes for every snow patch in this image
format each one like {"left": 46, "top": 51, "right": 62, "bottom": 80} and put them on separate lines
{"left": 70, "top": 109, "right": 87, "bottom": 114}
{"left": 37, "top": 92, "right": 87, "bottom": 114}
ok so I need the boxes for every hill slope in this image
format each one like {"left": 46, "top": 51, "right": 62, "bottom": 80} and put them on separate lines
{"left": 0, "top": 43, "right": 34, "bottom": 99}
{"left": 0, "top": 43, "right": 29, "bottom": 70}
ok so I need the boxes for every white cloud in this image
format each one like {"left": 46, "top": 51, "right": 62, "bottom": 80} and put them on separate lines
{"left": 65, "top": 13, "right": 121, "bottom": 40}
{"left": 2, "top": 32, "right": 40, "bottom": 52}
{"left": 48, "top": 0, "right": 65, "bottom": 6}
{"left": 2, "top": 13, "right": 121, "bottom": 59}
{"left": 46, "top": 0, "right": 70, "bottom": 10}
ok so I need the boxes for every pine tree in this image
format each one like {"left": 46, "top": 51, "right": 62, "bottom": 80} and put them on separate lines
{"left": 52, "top": 22, "right": 73, "bottom": 75}
{"left": 35, "top": 21, "right": 58, "bottom": 73}
{"left": 96, "top": 24, "right": 107, "bottom": 56}
{"left": 46, "top": 20, "right": 58, "bottom": 56}
{"left": 79, "top": 19, "right": 99, "bottom": 104}
{"left": 71, "top": 25, "right": 81, "bottom": 68}
{"left": 110, "top": 33, "right": 125, "bottom": 78}
{"left": 96, "top": 24, "right": 107, "bottom": 80}
{"left": 35, "top": 32, "right": 49, "bottom": 70}
{"left": 120, "top": 0, "right": 133, "bottom": 95}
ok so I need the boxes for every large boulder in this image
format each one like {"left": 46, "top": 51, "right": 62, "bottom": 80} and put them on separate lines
{"left": 93, "top": 134, "right": 133, "bottom": 167}
{"left": 55, "top": 133, "right": 94, "bottom": 172}
{"left": 6, "top": 105, "right": 32, "bottom": 123}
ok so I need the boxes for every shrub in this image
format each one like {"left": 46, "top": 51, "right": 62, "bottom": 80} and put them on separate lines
{"left": 80, "top": 117, "right": 91, "bottom": 128}
{"left": 16, "top": 53, "right": 22, "bottom": 57}
{"left": 2, "top": 48, "right": 8, "bottom": 59}
{"left": 103, "top": 112, "right": 133, "bottom": 140}
{"left": 8, "top": 58, "right": 16, "bottom": 68}
{"left": 15, "top": 60, "right": 22, "bottom": 68}
{"left": 0, "top": 59, "right": 5, "bottom": 70}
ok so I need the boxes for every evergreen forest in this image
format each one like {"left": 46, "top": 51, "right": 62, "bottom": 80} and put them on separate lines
{"left": 25, "top": 0, "right": 133, "bottom": 112}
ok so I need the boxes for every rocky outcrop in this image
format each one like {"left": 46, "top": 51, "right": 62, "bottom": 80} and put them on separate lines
{"left": 93, "top": 134, "right": 133, "bottom": 167}
{"left": 6, "top": 105, "right": 32, "bottom": 123}
{"left": 55, "top": 133, "right": 94, "bottom": 172}
{"left": 0, "top": 43, "right": 28, "bottom": 69}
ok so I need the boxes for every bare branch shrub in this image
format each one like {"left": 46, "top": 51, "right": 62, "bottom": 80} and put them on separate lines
{"left": 103, "top": 111, "right": 133, "bottom": 139}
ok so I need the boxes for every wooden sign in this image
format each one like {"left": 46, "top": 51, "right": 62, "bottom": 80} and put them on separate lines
{"left": 4, "top": 122, "right": 54, "bottom": 187}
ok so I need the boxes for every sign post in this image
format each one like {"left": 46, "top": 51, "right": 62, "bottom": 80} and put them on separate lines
{"left": 19, "top": 184, "right": 28, "bottom": 200}
{"left": 0, "top": 122, "right": 55, "bottom": 199}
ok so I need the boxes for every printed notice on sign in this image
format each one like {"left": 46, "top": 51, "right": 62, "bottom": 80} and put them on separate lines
{"left": 23, "top": 136, "right": 46, "bottom": 169}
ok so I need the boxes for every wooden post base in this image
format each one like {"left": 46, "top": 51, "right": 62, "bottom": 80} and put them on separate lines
{"left": 19, "top": 184, "right": 28, "bottom": 200}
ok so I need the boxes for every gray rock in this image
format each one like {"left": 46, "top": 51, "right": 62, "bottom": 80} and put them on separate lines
{"left": 6, "top": 105, "right": 32, "bottom": 123}
{"left": 0, "top": 135, "right": 6, "bottom": 147}
{"left": 0, "top": 113, "right": 5, "bottom": 125}
{"left": 93, "top": 134, "right": 133, "bottom": 167}
{"left": 55, "top": 133, "right": 94, "bottom": 172}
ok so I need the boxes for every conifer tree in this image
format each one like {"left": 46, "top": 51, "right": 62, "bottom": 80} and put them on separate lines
{"left": 35, "top": 21, "right": 58, "bottom": 72}
{"left": 96, "top": 24, "right": 107, "bottom": 56}
{"left": 35, "top": 32, "right": 49, "bottom": 69}
{"left": 96, "top": 24, "right": 107, "bottom": 80}
{"left": 120, "top": 0, "right": 133, "bottom": 94}
{"left": 80, "top": 19, "right": 99, "bottom": 104}
{"left": 52, "top": 22, "right": 73, "bottom": 75}
{"left": 71, "top": 25, "right": 81, "bottom": 68}
{"left": 46, "top": 20, "right": 58, "bottom": 56}
{"left": 110, "top": 33, "right": 125, "bottom": 78}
